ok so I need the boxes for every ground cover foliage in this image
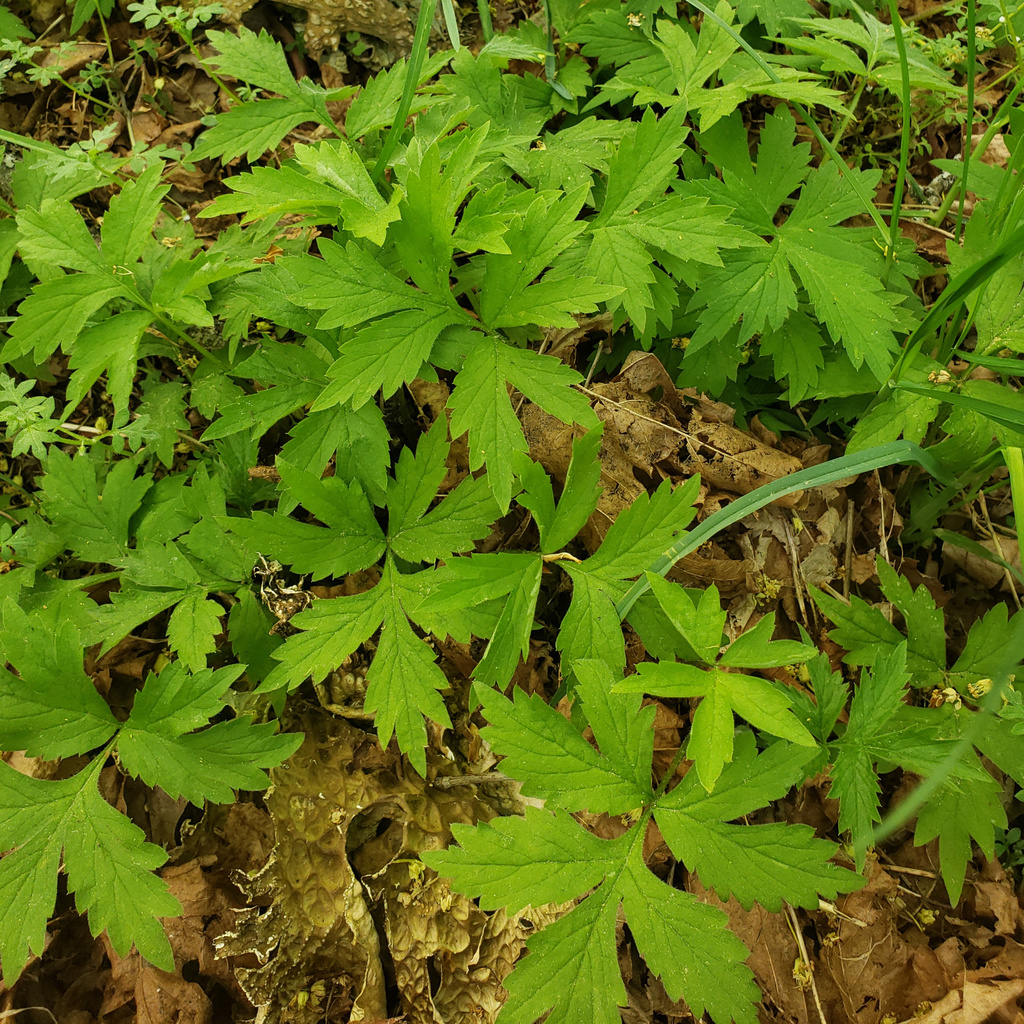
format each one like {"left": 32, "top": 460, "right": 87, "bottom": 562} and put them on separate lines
{"left": 1, "top": 0, "right": 1024, "bottom": 1020}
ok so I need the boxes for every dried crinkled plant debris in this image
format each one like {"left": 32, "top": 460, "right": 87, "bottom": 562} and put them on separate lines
{"left": 215, "top": 711, "right": 504, "bottom": 1023}
{"left": 367, "top": 860, "right": 567, "bottom": 1024}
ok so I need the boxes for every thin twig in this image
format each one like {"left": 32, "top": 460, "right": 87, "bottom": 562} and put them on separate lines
{"left": 786, "top": 903, "right": 827, "bottom": 1024}
{"left": 843, "top": 498, "right": 855, "bottom": 599}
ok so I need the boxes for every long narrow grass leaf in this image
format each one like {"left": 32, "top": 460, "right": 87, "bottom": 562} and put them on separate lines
{"left": 371, "top": 0, "right": 436, "bottom": 181}
{"left": 615, "top": 442, "right": 950, "bottom": 621}
{"left": 892, "top": 382, "right": 1024, "bottom": 433}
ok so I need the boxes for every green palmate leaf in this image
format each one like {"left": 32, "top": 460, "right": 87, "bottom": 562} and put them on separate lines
{"left": 204, "top": 141, "right": 401, "bottom": 242}
{"left": 430, "top": 806, "right": 621, "bottom": 908}
{"left": 202, "top": 340, "right": 329, "bottom": 443}
{"left": 191, "top": 27, "right": 338, "bottom": 162}
{"left": 0, "top": 374, "right": 62, "bottom": 459}
{"left": 949, "top": 604, "right": 1023, "bottom": 691}
{"left": 427, "top": 659, "right": 857, "bottom": 1024}
{"left": 506, "top": 117, "right": 622, "bottom": 198}
{"left": 101, "top": 165, "right": 170, "bottom": 269}
{"left": 116, "top": 662, "right": 302, "bottom": 804}
{"left": 644, "top": 574, "right": 726, "bottom": 664}
{"left": 231, "top": 470, "right": 385, "bottom": 581}
{"left": 4, "top": 273, "right": 129, "bottom": 364}
{"left": 811, "top": 556, "right": 956, "bottom": 685}
{"left": 132, "top": 378, "right": 190, "bottom": 468}
{"left": 616, "top": 841, "right": 761, "bottom": 1024}
{"left": 293, "top": 238, "right": 432, "bottom": 328}
{"left": 517, "top": 426, "right": 604, "bottom": 554}
{"left": 64, "top": 310, "right": 157, "bottom": 426}
{"left": 599, "top": 3, "right": 844, "bottom": 128}
{"left": 448, "top": 336, "right": 598, "bottom": 512}
{"left": 261, "top": 558, "right": 449, "bottom": 776}
{"left": 166, "top": 591, "right": 224, "bottom": 672}
{"left": 17, "top": 198, "right": 106, "bottom": 274}
{"left": 495, "top": 865, "right": 628, "bottom": 1024}
{"left": 718, "top": 612, "right": 818, "bottom": 668}
{"left": 418, "top": 467, "right": 698, "bottom": 682}
{"left": 623, "top": 660, "right": 814, "bottom": 790}
{"left": 914, "top": 769, "right": 1006, "bottom": 906}
{"left": 578, "top": 107, "right": 754, "bottom": 334}
{"left": 253, "top": 426, "right": 498, "bottom": 770}
{"left": 38, "top": 448, "right": 151, "bottom": 563}
{"left": 811, "top": 585, "right": 904, "bottom": 666}
{"left": 0, "top": 8, "right": 30, "bottom": 37}
{"left": 476, "top": 666, "right": 654, "bottom": 814}
{"left": 556, "top": 566, "right": 627, "bottom": 679}
{"left": 203, "top": 25, "right": 309, "bottom": 99}
{"left": 430, "top": 808, "right": 759, "bottom": 1024}
{"left": 680, "top": 106, "right": 907, "bottom": 389}
{"left": 262, "top": 586, "right": 382, "bottom": 695}
{"left": 477, "top": 187, "right": 617, "bottom": 329}
{"left": 345, "top": 50, "right": 453, "bottom": 138}
{"left": 279, "top": 402, "right": 390, "bottom": 505}
{"left": 366, "top": 568, "right": 453, "bottom": 769}
{"left": 657, "top": 732, "right": 860, "bottom": 909}
{"left": 417, "top": 552, "right": 542, "bottom": 684}
{"left": 948, "top": 203, "right": 1024, "bottom": 355}
{"left": 0, "top": 601, "right": 118, "bottom": 759}
{"left": 316, "top": 307, "right": 466, "bottom": 411}
{"left": 782, "top": 10, "right": 955, "bottom": 93}
{"left": 874, "top": 558, "right": 946, "bottom": 682}
{"left": 193, "top": 100, "right": 318, "bottom": 164}
{"left": 564, "top": 479, "right": 699, "bottom": 671}
{"left": 790, "top": 653, "right": 849, "bottom": 745}
{"left": 0, "top": 757, "right": 180, "bottom": 983}
{"left": 826, "top": 644, "right": 981, "bottom": 869}
{"left": 386, "top": 417, "right": 500, "bottom": 563}
{"left": 391, "top": 129, "right": 497, "bottom": 292}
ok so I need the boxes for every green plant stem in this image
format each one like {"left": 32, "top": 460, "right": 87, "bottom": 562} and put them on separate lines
{"left": 476, "top": 0, "right": 493, "bottom": 41}
{"left": 1005, "top": 446, "right": 1024, "bottom": 577}
{"left": 0, "top": 470, "right": 39, "bottom": 506}
{"left": 94, "top": 5, "right": 137, "bottom": 150}
{"left": 954, "top": 0, "right": 977, "bottom": 243}
{"left": 882, "top": 0, "right": 911, "bottom": 288}
{"left": 372, "top": 0, "right": 436, "bottom": 182}
{"left": 54, "top": 75, "right": 122, "bottom": 115}
{"left": 186, "top": 35, "right": 243, "bottom": 106}
{"left": 653, "top": 742, "right": 690, "bottom": 800}
{"left": 829, "top": 76, "right": 868, "bottom": 151}
{"left": 685, "top": 0, "right": 889, "bottom": 237}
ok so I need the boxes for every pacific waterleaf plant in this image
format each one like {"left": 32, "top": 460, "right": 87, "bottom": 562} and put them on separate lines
{"left": 10, "top": 443, "right": 266, "bottom": 671}
{"left": 809, "top": 569, "right": 1024, "bottom": 902}
{"left": 424, "top": 659, "right": 862, "bottom": 1024}
{"left": 414, "top": 426, "right": 701, "bottom": 685}
{"left": 614, "top": 576, "right": 819, "bottom": 790}
{"left": 0, "top": 600, "right": 302, "bottom": 982}
{"left": 243, "top": 416, "right": 501, "bottom": 775}
{"left": 577, "top": 0, "right": 847, "bottom": 130}
{"left": 3, "top": 163, "right": 258, "bottom": 426}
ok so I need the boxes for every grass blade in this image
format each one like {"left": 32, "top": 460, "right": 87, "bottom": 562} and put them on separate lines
{"left": 615, "top": 441, "right": 952, "bottom": 621}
